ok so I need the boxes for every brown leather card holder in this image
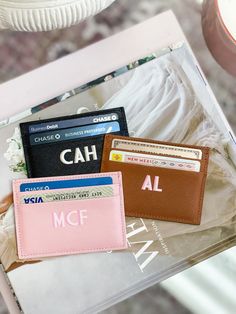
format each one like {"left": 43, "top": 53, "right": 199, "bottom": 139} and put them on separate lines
{"left": 101, "top": 134, "right": 210, "bottom": 225}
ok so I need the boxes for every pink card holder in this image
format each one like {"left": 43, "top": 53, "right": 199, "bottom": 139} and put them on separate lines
{"left": 13, "top": 172, "right": 127, "bottom": 259}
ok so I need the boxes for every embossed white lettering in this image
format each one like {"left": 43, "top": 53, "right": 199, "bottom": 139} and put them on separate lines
{"left": 53, "top": 210, "right": 88, "bottom": 228}
{"left": 84, "top": 145, "right": 97, "bottom": 161}
{"left": 60, "top": 145, "right": 97, "bottom": 164}
{"left": 60, "top": 149, "right": 73, "bottom": 164}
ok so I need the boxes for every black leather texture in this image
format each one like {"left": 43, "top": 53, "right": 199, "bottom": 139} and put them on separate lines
{"left": 20, "top": 107, "right": 129, "bottom": 178}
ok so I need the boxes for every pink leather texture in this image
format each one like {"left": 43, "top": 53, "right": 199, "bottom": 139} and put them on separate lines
{"left": 13, "top": 172, "right": 127, "bottom": 259}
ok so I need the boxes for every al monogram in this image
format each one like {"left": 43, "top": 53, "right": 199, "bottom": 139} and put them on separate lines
{"left": 141, "top": 175, "right": 162, "bottom": 192}
{"left": 60, "top": 145, "right": 98, "bottom": 165}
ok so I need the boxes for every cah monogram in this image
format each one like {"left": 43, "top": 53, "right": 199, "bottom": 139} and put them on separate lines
{"left": 60, "top": 145, "right": 98, "bottom": 165}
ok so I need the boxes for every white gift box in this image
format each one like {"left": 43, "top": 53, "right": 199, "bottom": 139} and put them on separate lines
{"left": 0, "top": 11, "right": 235, "bottom": 314}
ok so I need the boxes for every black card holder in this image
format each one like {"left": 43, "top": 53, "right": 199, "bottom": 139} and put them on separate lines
{"left": 20, "top": 107, "right": 129, "bottom": 178}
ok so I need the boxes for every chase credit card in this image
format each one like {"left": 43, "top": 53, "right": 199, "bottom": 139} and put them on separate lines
{"left": 28, "top": 113, "right": 119, "bottom": 134}
{"left": 29, "top": 121, "right": 120, "bottom": 146}
{"left": 20, "top": 176, "right": 113, "bottom": 192}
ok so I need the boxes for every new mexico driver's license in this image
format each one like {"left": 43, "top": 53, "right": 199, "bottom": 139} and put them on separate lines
{"left": 109, "top": 150, "right": 201, "bottom": 172}
{"left": 111, "top": 138, "right": 202, "bottom": 160}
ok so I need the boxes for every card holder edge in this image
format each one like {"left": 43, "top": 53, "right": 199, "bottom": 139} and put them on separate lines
{"left": 101, "top": 136, "right": 210, "bottom": 225}
{"left": 103, "top": 134, "right": 210, "bottom": 173}
{"left": 13, "top": 171, "right": 127, "bottom": 259}
{"left": 101, "top": 160, "right": 206, "bottom": 225}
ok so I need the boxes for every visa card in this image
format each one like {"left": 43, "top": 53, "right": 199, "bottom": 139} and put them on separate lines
{"left": 109, "top": 150, "right": 201, "bottom": 172}
{"left": 21, "top": 185, "right": 114, "bottom": 204}
{"left": 20, "top": 177, "right": 113, "bottom": 192}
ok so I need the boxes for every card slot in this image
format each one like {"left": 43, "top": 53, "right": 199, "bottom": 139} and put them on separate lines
{"left": 27, "top": 132, "right": 111, "bottom": 148}
{"left": 109, "top": 146, "right": 204, "bottom": 161}
{"left": 102, "top": 158, "right": 205, "bottom": 175}
{"left": 20, "top": 107, "right": 127, "bottom": 135}
{"left": 27, "top": 121, "right": 123, "bottom": 147}
{"left": 108, "top": 147, "right": 209, "bottom": 173}
{"left": 21, "top": 193, "right": 120, "bottom": 202}
{"left": 14, "top": 193, "right": 126, "bottom": 259}
{"left": 16, "top": 183, "right": 121, "bottom": 205}
{"left": 101, "top": 160, "right": 207, "bottom": 224}
{"left": 25, "top": 136, "right": 107, "bottom": 177}
{"left": 16, "top": 193, "right": 121, "bottom": 207}
{"left": 27, "top": 119, "right": 122, "bottom": 135}
{"left": 18, "top": 183, "right": 118, "bottom": 193}
{"left": 26, "top": 133, "right": 126, "bottom": 177}
{"left": 106, "top": 134, "right": 210, "bottom": 167}
{"left": 106, "top": 134, "right": 209, "bottom": 156}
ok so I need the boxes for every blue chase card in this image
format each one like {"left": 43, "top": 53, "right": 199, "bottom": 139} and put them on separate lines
{"left": 29, "top": 121, "right": 120, "bottom": 146}
{"left": 20, "top": 176, "right": 113, "bottom": 192}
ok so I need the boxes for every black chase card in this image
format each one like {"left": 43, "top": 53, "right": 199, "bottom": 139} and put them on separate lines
{"left": 20, "top": 107, "right": 129, "bottom": 178}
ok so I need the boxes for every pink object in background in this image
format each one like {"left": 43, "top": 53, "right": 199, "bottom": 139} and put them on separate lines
{"left": 202, "top": 0, "right": 236, "bottom": 76}
{"left": 13, "top": 172, "right": 127, "bottom": 259}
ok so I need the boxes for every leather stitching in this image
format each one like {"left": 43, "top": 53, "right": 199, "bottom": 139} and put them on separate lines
{"left": 101, "top": 134, "right": 210, "bottom": 225}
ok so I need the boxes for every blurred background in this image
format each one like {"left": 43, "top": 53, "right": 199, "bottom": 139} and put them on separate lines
{"left": 0, "top": 0, "right": 236, "bottom": 313}
{"left": 0, "top": 0, "right": 236, "bottom": 131}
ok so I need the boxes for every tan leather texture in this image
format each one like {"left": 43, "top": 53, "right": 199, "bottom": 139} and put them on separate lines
{"left": 101, "top": 135, "right": 210, "bottom": 225}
